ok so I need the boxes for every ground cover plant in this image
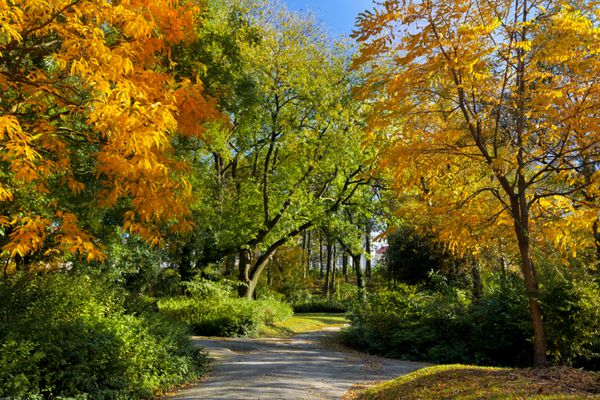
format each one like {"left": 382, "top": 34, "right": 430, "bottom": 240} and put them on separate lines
{"left": 342, "top": 364, "right": 600, "bottom": 400}
{"left": 259, "top": 313, "right": 348, "bottom": 338}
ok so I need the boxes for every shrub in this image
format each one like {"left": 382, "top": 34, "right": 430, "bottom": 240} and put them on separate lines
{"left": 293, "top": 298, "right": 348, "bottom": 313}
{"left": 342, "top": 269, "right": 600, "bottom": 369}
{"left": 158, "top": 278, "right": 292, "bottom": 337}
{"left": 540, "top": 267, "right": 600, "bottom": 367}
{"left": 0, "top": 272, "right": 206, "bottom": 399}
{"left": 341, "top": 278, "right": 527, "bottom": 366}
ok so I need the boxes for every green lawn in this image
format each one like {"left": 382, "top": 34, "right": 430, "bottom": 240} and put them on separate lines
{"left": 259, "top": 312, "right": 348, "bottom": 338}
{"left": 344, "top": 364, "right": 600, "bottom": 400}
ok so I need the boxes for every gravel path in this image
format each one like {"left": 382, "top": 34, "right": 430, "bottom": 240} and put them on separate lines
{"left": 165, "top": 327, "right": 426, "bottom": 400}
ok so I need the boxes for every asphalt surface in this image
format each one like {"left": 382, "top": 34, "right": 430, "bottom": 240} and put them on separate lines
{"left": 166, "top": 327, "right": 426, "bottom": 400}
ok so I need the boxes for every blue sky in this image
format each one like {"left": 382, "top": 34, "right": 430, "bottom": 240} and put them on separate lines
{"left": 282, "top": 0, "right": 374, "bottom": 36}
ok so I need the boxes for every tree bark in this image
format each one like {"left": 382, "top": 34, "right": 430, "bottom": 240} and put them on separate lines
{"left": 307, "top": 230, "right": 312, "bottom": 277}
{"left": 365, "top": 227, "right": 372, "bottom": 280}
{"left": 352, "top": 254, "right": 365, "bottom": 298}
{"left": 179, "top": 243, "right": 195, "bottom": 282}
{"left": 238, "top": 247, "right": 278, "bottom": 299}
{"left": 594, "top": 220, "right": 600, "bottom": 269}
{"left": 331, "top": 243, "right": 337, "bottom": 295}
{"left": 342, "top": 253, "right": 349, "bottom": 283}
{"left": 302, "top": 230, "right": 308, "bottom": 279}
{"left": 513, "top": 209, "right": 547, "bottom": 367}
{"left": 224, "top": 253, "right": 237, "bottom": 276}
{"left": 237, "top": 249, "right": 254, "bottom": 298}
{"left": 323, "top": 239, "right": 332, "bottom": 297}
{"left": 471, "top": 260, "right": 483, "bottom": 302}
{"left": 319, "top": 232, "right": 324, "bottom": 279}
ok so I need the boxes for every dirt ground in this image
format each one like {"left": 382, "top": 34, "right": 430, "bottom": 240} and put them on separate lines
{"left": 165, "top": 327, "right": 426, "bottom": 400}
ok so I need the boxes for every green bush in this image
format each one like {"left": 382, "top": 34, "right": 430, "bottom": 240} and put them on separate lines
{"left": 158, "top": 278, "right": 292, "bottom": 337}
{"left": 342, "top": 269, "right": 600, "bottom": 369}
{"left": 0, "top": 273, "right": 206, "bottom": 399}
{"left": 291, "top": 283, "right": 357, "bottom": 313}
{"left": 540, "top": 267, "right": 600, "bottom": 367}
{"left": 293, "top": 298, "right": 348, "bottom": 313}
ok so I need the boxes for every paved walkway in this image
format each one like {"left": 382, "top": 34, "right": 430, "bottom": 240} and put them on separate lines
{"left": 166, "top": 327, "right": 426, "bottom": 400}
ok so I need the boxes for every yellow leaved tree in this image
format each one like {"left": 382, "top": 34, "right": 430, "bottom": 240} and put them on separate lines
{"left": 0, "top": 0, "right": 218, "bottom": 268}
{"left": 354, "top": 0, "right": 600, "bottom": 366}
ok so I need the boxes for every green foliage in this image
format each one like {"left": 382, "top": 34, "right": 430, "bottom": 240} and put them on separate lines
{"left": 343, "top": 268, "right": 600, "bottom": 368}
{"left": 290, "top": 283, "right": 357, "bottom": 313}
{"left": 103, "top": 233, "right": 167, "bottom": 294}
{"left": 293, "top": 298, "right": 349, "bottom": 313}
{"left": 540, "top": 266, "right": 600, "bottom": 368}
{"left": 0, "top": 273, "right": 206, "bottom": 399}
{"left": 158, "top": 278, "right": 292, "bottom": 337}
{"left": 384, "top": 226, "right": 466, "bottom": 286}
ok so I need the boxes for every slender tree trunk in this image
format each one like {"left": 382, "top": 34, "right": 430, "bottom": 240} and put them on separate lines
{"left": 471, "top": 260, "right": 483, "bottom": 302}
{"left": 342, "top": 253, "right": 349, "bottom": 283}
{"left": 323, "top": 240, "right": 332, "bottom": 297}
{"left": 365, "top": 226, "right": 372, "bottom": 280}
{"left": 330, "top": 243, "right": 337, "bottom": 295}
{"left": 352, "top": 254, "right": 365, "bottom": 299}
{"left": 179, "top": 244, "right": 195, "bottom": 282}
{"left": 514, "top": 216, "right": 547, "bottom": 367}
{"left": 593, "top": 218, "right": 600, "bottom": 268}
{"left": 302, "top": 230, "right": 308, "bottom": 280}
{"left": 224, "top": 254, "right": 236, "bottom": 276}
{"left": 319, "top": 232, "right": 324, "bottom": 279}
{"left": 307, "top": 231, "right": 312, "bottom": 277}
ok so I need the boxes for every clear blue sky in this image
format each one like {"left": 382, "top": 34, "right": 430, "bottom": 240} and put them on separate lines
{"left": 282, "top": 0, "right": 374, "bottom": 36}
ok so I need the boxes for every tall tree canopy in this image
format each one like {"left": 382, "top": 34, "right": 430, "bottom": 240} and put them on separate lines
{"left": 174, "top": 0, "right": 375, "bottom": 298}
{"left": 0, "top": 0, "right": 218, "bottom": 266}
{"left": 354, "top": 0, "right": 600, "bottom": 366}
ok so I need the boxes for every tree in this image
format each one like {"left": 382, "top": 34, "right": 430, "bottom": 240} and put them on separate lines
{"left": 385, "top": 225, "right": 462, "bottom": 286}
{"left": 354, "top": 0, "right": 600, "bottom": 366}
{"left": 0, "top": 0, "right": 218, "bottom": 267}
{"left": 177, "top": 0, "right": 373, "bottom": 298}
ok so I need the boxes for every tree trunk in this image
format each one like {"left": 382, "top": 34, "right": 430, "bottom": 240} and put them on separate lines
{"left": 237, "top": 248, "right": 276, "bottom": 299}
{"left": 179, "top": 243, "right": 195, "bottom": 282}
{"left": 323, "top": 240, "right": 332, "bottom": 297}
{"left": 594, "top": 219, "right": 600, "bottom": 269}
{"left": 319, "top": 232, "right": 324, "bottom": 279}
{"left": 514, "top": 221, "right": 547, "bottom": 367}
{"left": 224, "top": 253, "right": 237, "bottom": 277}
{"left": 471, "top": 260, "right": 483, "bottom": 302}
{"left": 307, "top": 230, "right": 312, "bottom": 277}
{"left": 365, "top": 226, "right": 372, "bottom": 280}
{"left": 237, "top": 249, "right": 254, "bottom": 298}
{"left": 352, "top": 254, "right": 365, "bottom": 299}
{"left": 342, "top": 253, "right": 349, "bottom": 283}
{"left": 302, "top": 230, "right": 308, "bottom": 279}
{"left": 330, "top": 243, "right": 337, "bottom": 295}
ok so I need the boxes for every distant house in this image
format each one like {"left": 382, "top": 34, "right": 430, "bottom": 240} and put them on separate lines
{"left": 374, "top": 245, "right": 388, "bottom": 264}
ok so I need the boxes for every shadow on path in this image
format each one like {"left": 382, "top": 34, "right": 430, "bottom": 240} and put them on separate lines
{"left": 165, "top": 328, "right": 426, "bottom": 400}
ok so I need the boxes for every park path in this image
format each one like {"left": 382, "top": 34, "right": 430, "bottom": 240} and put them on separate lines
{"left": 165, "top": 327, "right": 426, "bottom": 400}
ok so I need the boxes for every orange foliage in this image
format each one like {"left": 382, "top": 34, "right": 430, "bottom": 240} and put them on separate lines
{"left": 0, "top": 0, "right": 218, "bottom": 261}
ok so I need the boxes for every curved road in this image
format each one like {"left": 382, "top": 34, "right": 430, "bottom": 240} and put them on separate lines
{"left": 166, "top": 327, "right": 426, "bottom": 400}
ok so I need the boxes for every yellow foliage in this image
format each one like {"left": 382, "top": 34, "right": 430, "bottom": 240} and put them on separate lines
{"left": 355, "top": 0, "right": 600, "bottom": 261}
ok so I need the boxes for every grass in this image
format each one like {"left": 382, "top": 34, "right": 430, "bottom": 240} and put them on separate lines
{"left": 259, "top": 312, "right": 348, "bottom": 338}
{"left": 343, "top": 364, "right": 600, "bottom": 400}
